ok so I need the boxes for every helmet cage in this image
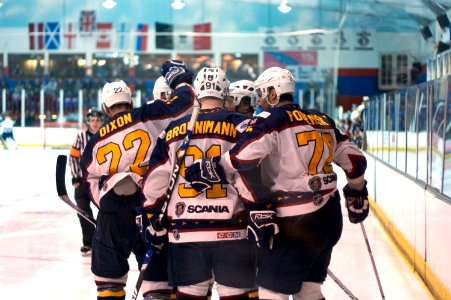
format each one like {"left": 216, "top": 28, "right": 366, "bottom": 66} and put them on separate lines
{"left": 229, "top": 80, "right": 257, "bottom": 109}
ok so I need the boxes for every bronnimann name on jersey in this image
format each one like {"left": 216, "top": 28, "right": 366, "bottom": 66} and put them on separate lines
{"left": 166, "top": 120, "right": 237, "bottom": 142}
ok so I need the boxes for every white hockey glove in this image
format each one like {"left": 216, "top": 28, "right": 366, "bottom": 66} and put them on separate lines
{"left": 185, "top": 157, "right": 228, "bottom": 193}
{"left": 343, "top": 180, "right": 369, "bottom": 224}
{"left": 247, "top": 210, "right": 279, "bottom": 250}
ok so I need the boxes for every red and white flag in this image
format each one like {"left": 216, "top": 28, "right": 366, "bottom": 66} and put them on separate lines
{"left": 96, "top": 22, "right": 113, "bottom": 49}
{"left": 64, "top": 22, "right": 77, "bottom": 49}
{"left": 28, "top": 23, "right": 44, "bottom": 50}
{"left": 193, "top": 23, "right": 211, "bottom": 50}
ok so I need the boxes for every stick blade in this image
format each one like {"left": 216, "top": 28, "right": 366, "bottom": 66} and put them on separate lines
{"left": 56, "top": 155, "right": 68, "bottom": 197}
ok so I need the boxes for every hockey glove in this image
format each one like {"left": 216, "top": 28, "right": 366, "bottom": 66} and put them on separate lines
{"left": 160, "top": 60, "right": 186, "bottom": 77}
{"left": 161, "top": 60, "right": 194, "bottom": 90}
{"left": 343, "top": 180, "right": 369, "bottom": 224}
{"left": 185, "top": 156, "right": 228, "bottom": 193}
{"left": 247, "top": 210, "right": 279, "bottom": 250}
{"left": 136, "top": 209, "right": 168, "bottom": 252}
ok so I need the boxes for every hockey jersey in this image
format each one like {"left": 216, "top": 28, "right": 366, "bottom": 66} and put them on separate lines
{"left": 69, "top": 130, "right": 94, "bottom": 184}
{"left": 222, "top": 103, "right": 367, "bottom": 218}
{"left": 81, "top": 85, "right": 195, "bottom": 206}
{"left": 142, "top": 108, "right": 267, "bottom": 243}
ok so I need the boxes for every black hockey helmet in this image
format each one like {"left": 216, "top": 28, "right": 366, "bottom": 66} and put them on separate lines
{"left": 86, "top": 107, "right": 103, "bottom": 119}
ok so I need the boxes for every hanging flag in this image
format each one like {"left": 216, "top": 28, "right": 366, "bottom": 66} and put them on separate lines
{"left": 79, "top": 10, "right": 96, "bottom": 35}
{"left": 135, "top": 23, "right": 148, "bottom": 51}
{"left": 193, "top": 23, "right": 211, "bottom": 50}
{"left": 44, "top": 22, "right": 61, "bottom": 50}
{"left": 28, "top": 23, "right": 44, "bottom": 50}
{"left": 96, "top": 22, "right": 113, "bottom": 49}
{"left": 155, "top": 22, "right": 173, "bottom": 50}
{"left": 117, "top": 23, "right": 130, "bottom": 50}
{"left": 64, "top": 22, "right": 76, "bottom": 49}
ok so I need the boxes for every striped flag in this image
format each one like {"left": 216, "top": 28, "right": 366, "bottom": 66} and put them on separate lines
{"left": 28, "top": 23, "right": 44, "bottom": 50}
{"left": 117, "top": 23, "right": 130, "bottom": 50}
{"left": 96, "top": 22, "right": 113, "bottom": 49}
{"left": 135, "top": 23, "right": 148, "bottom": 51}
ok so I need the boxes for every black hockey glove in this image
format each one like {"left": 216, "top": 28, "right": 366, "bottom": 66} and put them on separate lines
{"left": 185, "top": 156, "right": 228, "bottom": 193}
{"left": 343, "top": 180, "right": 369, "bottom": 224}
{"left": 160, "top": 60, "right": 194, "bottom": 90}
{"left": 136, "top": 209, "right": 168, "bottom": 252}
{"left": 247, "top": 210, "right": 279, "bottom": 250}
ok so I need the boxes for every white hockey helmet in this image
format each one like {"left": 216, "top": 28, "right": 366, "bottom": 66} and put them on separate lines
{"left": 153, "top": 76, "right": 173, "bottom": 101}
{"left": 254, "top": 67, "right": 295, "bottom": 102}
{"left": 101, "top": 80, "right": 132, "bottom": 109}
{"left": 229, "top": 80, "right": 257, "bottom": 109}
{"left": 194, "top": 67, "right": 230, "bottom": 101}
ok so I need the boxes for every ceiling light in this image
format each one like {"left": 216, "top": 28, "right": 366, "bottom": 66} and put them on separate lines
{"left": 102, "top": 0, "right": 117, "bottom": 9}
{"left": 278, "top": 0, "right": 292, "bottom": 14}
{"left": 171, "top": 0, "right": 186, "bottom": 10}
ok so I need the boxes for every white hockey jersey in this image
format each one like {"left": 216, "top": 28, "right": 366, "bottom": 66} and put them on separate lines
{"left": 142, "top": 108, "right": 267, "bottom": 243}
{"left": 222, "top": 104, "right": 367, "bottom": 218}
{"left": 81, "top": 85, "right": 195, "bottom": 206}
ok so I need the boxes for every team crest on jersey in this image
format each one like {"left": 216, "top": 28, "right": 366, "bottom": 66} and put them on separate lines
{"left": 175, "top": 202, "right": 186, "bottom": 217}
{"left": 173, "top": 229, "right": 180, "bottom": 240}
{"left": 308, "top": 176, "right": 322, "bottom": 191}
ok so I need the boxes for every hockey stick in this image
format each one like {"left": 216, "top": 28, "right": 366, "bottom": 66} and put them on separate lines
{"left": 56, "top": 154, "right": 97, "bottom": 227}
{"left": 327, "top": 269, "right": 359, "bottom": 300}
{"left": 131, "top": 104, "right": 201, "bottom": 300}
{"left": 360, "top": 222, "right": 385, "bottom": 299}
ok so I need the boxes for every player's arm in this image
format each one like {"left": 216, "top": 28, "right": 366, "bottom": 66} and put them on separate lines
{"left": 69, "top": 133, "right": 83, "bottom": 186}
{"left": 141, "top": 131, "right": 172, "bottom": 213}
{"left": 80, "top": 137, "right": 101, "bottom": 206}
{"left": 332, "top": 121, "right": 369, "bottom": 223}
{"left": 222, "top": 112, "right": 278, "bottom": 173}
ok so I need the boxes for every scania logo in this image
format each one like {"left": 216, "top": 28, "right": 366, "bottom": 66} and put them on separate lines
{"left": 187, "top": 205, "right": 230, "bottom": 213}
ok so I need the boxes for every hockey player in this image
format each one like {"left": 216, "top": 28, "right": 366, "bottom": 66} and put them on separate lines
{"left": 81, "top": 61, "right": 195, "bottom": 300}
{"left": 226, "top": 80, "right": 257, "bottom": 116}
{"left": 185, "top": 66, "right": 368, "bottom": 300}
{"left": 141, "top": 67, "right": 265, "bottom": 299}
{"left": 1, "top": 113, "right": 18, "bottom": 150}
{"left": 69, "top": 107, "right": 104, "bottom": 256}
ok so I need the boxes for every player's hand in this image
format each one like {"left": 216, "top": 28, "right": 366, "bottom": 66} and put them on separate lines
{"left": 161, "top": 60, "right": 194, "bottom": 90}
{"left": 343, "top": 180, "right": 369, "bottom": 224}
{"left": 247, "top": 210, "right": 279, "bottom": 250}
{"left": 136, "top": 209, "right": 168, "bottom": 252}
{"left": 185, "top": 157, "right": 228, "bottom": 193}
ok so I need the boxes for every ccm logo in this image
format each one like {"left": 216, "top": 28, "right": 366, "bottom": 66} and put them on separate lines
{"left": 217, "top": 232, "right": 241, "bottom": 239}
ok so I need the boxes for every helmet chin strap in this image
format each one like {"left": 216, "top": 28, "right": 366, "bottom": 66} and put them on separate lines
{"left": 266, "top": 93, "right": 279, "bottom": 108}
